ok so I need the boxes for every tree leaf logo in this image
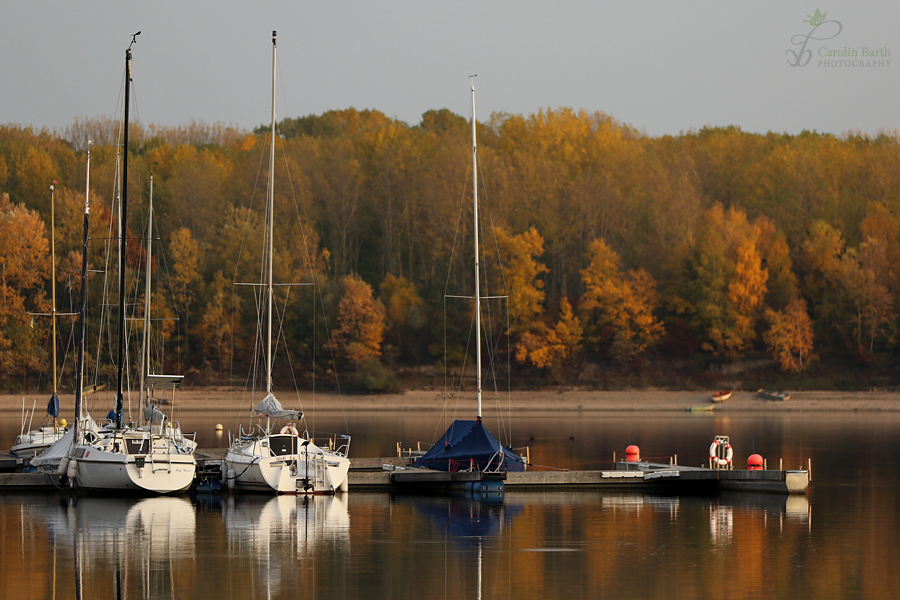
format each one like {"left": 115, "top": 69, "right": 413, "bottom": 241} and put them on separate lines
{"left": 804, "top": 9, "right": 827, "bottom": 26}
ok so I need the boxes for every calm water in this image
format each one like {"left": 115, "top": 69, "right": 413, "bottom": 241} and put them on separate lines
{"left": 1, "top": 411, "right": 898, "bottom": 599}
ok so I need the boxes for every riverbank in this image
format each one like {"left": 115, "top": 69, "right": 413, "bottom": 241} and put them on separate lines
{"left": 3, "top": 388, "right": 900, "bottom": 415}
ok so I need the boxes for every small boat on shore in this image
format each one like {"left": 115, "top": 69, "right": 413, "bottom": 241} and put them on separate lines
{"left": 712, "top": 390, "right": 733, "bottom": 403}
{"left": 758, "top": 389, "right": 790, "bottom": 401}
{"left": 686, "top": 404, "right": 715, "bottom": 413}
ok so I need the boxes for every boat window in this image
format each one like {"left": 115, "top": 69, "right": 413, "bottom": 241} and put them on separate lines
{"left": 269, "top": 435, "right": 296, "bottom": 456}
{"left": 125, "top": 438, "right": 149, "bottom": 454}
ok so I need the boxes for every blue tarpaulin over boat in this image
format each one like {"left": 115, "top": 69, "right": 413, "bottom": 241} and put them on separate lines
{"left": 414, "top": 419, "right": 526, "bottom": 472}
{"left": 47, "top": 393, "right": 59, "bottom": 419}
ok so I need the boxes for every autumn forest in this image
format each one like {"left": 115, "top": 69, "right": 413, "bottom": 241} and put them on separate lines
{"left": 2, "top": 107, "right": 900, "bottom": 393}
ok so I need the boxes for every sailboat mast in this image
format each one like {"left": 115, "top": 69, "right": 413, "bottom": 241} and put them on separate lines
{"left": 266, "top": 31, "right": 277, "bottom": 395}
{"left": 471, "top": 77, "right": 482, "bottom": 421}
{"left": 115, "top": 43, "right": 133, "bottom": 429}
{"left": 50, "top": 182, "right": 58, "bottom": 399}
{"left": 140, "top": 168, "right": 153, "bottom": 420}
{"left": 73, "top": 142, "right": 91, "bottom": 437}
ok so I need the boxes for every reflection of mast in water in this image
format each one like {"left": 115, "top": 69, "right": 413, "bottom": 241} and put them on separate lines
{"left": 28, "top": 496, "right": 196, "bottom": 598}
{"left": 413, "top": 494, "right": 521, "bottom": 599}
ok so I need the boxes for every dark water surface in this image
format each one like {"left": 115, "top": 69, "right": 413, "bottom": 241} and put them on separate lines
{"left": 1, "top": 411, "right": 898, "bottom": 599}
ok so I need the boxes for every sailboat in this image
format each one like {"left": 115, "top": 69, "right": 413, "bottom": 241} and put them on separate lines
{"left": 12, "top": 182, "right": 75, "bottom": 459}
{"left": 224, "top": 32, "right": 351, "bottom": 495}
{"left": 136, "top": 167, "right": 196, "bottom": 452}
{"left": 67, "top": 35, "right": 196, "bottom": 493}
{"left": 31, "top": 142, "right": 102, "bottom": 475}
{"left": 414, "top": 80, "right": 526, "bottom": 473}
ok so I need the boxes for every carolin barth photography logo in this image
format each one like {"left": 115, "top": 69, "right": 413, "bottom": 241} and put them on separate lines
{"left": 786, "top": 9, "right": 890, "bottom": 68}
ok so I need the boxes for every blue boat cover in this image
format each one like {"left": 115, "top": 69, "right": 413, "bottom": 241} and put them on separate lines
{"left": 414, "top": 419, "right": 526, "bottom": 472}
{"left": 47, "top": 393, "right": 59, "bottom": 419}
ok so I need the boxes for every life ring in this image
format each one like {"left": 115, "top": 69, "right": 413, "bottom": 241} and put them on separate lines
{"left": 280, "top": 424, "right": 299, "bottom": 436}
{"left": 708, "top": 439, "right": 733, "bottom": 467}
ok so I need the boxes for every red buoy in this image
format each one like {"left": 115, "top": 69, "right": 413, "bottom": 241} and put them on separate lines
{"left": 748, "top": 454, "right": 764, "bottom": 470}
{"left": 625, "top": 445, "right": 640, "bottom": 462}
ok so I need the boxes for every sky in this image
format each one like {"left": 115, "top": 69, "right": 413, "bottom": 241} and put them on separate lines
{"left": 1, "top": 1, "right": 898, "bottom": 138}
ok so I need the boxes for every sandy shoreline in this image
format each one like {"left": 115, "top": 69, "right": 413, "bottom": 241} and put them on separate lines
{"left": 3, "top": 388, "right": 900, "bottom": 415}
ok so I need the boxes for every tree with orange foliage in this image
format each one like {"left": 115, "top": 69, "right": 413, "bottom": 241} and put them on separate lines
{"left": 333, "top": 274, "right": 386, "bottom": 366}
{"left": 764, "top": 298, "right": 816, "bottom": 372}
{"left": 726, "top": 240, "right": 769, "bottom": 351}
{"left": 681, "top": 204, "right": 769, "bottom": 359}
{"left": 801, "top": 219, "right": 896, "bottom": 355}
{"left": 0, "top": 194, "right": 50, "bottom": 377}
{"left": 492, "top": 226, "right": 582, "bottom": 372}
{"left": 580, "top": 238, "right": 663, "bottom": 363}
{"left": 515, "top": 298, "right": 583, "bottom": 369}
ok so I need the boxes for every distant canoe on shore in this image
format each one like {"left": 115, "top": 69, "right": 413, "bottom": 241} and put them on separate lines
{"left": 758, "top": 389, "right": 790, "bottom": 401}
{"left": 712, "top": 390, "right": 732, "bottom": 403}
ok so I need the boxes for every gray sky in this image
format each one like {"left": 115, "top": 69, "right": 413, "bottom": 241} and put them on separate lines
{"left": 1, "top": 1, "right": 898, "bottom": 137}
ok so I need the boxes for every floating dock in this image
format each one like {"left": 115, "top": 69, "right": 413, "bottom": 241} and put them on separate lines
{"left": 0, "top": 450, "right": 810, "bottom": 495}
{"left": 348, "top": 457, "right": 809, "bottom": 495}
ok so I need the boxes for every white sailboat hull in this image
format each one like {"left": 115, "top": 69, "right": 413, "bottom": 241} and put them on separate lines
{"left": 72, "top": 435, "right": 196, "bottom": 494}
{"left": 225, "top": 436, "right": 350, "bottom": 495}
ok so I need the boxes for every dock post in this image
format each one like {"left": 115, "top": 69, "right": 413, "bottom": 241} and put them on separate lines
{"left": 526, "top": 446, "right": 530, "bottom": 469}
{"left": 396, "top": 442, "right": 401, "bottom": 457}
{"left": 674, "top": 454, "right": 677, "bottom": 466}
{"left": 669, "top": 456, "right": 673, "bottom": 467}
{"left": 808, "top": 458, "right": 811, "bottom": 482}
{"left": 779, "top": 458, "right": 783, "bottom": 471}
{"left": 764, "top": 458, "right": 767, "bottom": 470}
{"left": 613, "top": 451, "right": 616, "bottom": 465}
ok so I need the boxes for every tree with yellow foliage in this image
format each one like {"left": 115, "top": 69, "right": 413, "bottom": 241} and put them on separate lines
{"left": 167, "top": 227, "right": 200, "bottom": 357}
{"left": 0, "top": 194, "right": 50, "bottom": 377}
{"left": 380, "top": 274, "right": 423, "bottom": 360}
{"left": 333, "top": 274, "right": 386, "bottom": 366}
{"left": 195, "top": 272, "right": 235, "bottom": 373}
{"left": 764, "top": 298, "right": 816, "bottom": 372}
{"left": 682, "top": 204, "right": 769, "bottom": 359}
{"left": 493, "top": 227, "right": 547, "bottom": 335}
{"left": 580, "top": 238, "right": 663, "bottom": 363}
{"left": 515, "top": 298, "right": 583, "bottom": 369}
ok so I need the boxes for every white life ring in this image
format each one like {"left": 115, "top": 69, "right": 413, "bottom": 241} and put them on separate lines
{"left": 708, "top": 440, "right": 733, "bottom": 467}
{"left": 280, "top": 424, "right": 299, "bottom": 436}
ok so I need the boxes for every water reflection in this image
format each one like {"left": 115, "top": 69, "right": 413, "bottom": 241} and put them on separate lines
{"left": 411, "top": 493, "right": 520, "bottom": 542}
{"left": 18, "top": 495, "right": 195, "bottom": 599}
{"left": 220, "top": 494, "right": 350, "bottom": 599}
{"left": 2, "top": 407, "right": 898, "bottom": 599}
{"left": 223, "top": 494, "right": 350, "bottom": 556}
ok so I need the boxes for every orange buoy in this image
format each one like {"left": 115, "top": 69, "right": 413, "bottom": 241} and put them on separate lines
{"left": 748, "top": 454, "right": 764, "bottom": 470}
{"left": 625, "top": 445, "right": 640, "bottom": 462}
